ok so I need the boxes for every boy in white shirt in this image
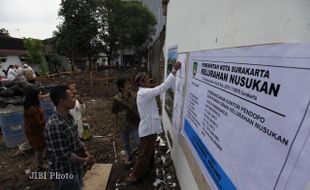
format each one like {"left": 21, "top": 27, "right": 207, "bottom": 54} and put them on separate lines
{"left": 69, "top": 82, "right": 86, "bottom": 139}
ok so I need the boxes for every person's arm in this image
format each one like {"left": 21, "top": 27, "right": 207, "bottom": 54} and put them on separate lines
{"left": 171, "top": 61, "right": 181, "bottom": 76}
{"left": 112, "top": 113, "right": 118, "bottom": 133}
{"left": 75, "top": 142, "right": 95, "bottom": 165}
{"left": 83, "top": 148, "right": 95, "bottom": 165}
{"left": 111, "top": 98, "right": 119, "bottom": 133}
{"left": 39, "top": 93, "right": 50, "bottom": 100}
{"left": 70, "top": 152, "right": 87, "bottom": 165}
{"left": 139, "top": 62, "right": 181, "bottom": 100}
{"left": 75, "top": 131, "right": 95, "bottom": 167}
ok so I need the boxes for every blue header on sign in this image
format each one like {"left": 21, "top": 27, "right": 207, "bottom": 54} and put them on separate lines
{"left": 184, "top": 119, "right": 237, "bottom": 190}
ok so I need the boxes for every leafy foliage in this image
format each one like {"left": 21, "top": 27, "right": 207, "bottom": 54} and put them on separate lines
{"left": 23, "top": 38, "right": 48, "bottom": 75}
{"left": 55, "top": 0, "right": 157, "bottom": 67}
{"left": 55, "top": 0, "right": 101, "bottom": 70}
{"left": 0, "top": 28, "right": 10, "bottom": 37}
{"left": 99, "top": 0, "right": 156, "bottom": 64}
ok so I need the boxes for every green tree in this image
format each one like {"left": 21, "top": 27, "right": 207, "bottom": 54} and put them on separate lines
{"left": 55, "top": 0, "right": 156, "bottom": 67}
{"left": 99, "top": 0, "right": 156, "bottom": 64}
{"left": 56, "top": 0, "right": 101, "bottom": 71}
{"left": 0, "top": 28, "right": 10, "bottom": 37}
{"left": 54, "top": 23, "right": 77, "bottom": 71}
{"left": 23, "top": 38, "right": 48, "bottom": 75}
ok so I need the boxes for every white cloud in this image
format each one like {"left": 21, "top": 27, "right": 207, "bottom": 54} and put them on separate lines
{"left": 0, "top": 0, "right": 61, "bottom": 39}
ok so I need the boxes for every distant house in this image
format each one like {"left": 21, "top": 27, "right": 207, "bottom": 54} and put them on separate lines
{"left": 0, "top": 37, "right": 27, "bottom": 77}
{"left": 43, "top": 37, "right": 109, "bottom": 72}
{"left": 0, "top": 36, "right": 71, "bottom": 76}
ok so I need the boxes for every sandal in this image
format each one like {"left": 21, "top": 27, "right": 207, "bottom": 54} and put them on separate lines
{"left": 125, "top": 175, "right": 138, "bottom": 183}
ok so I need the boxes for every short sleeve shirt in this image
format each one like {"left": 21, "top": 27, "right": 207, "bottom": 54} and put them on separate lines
{"left": 111, "top": 92, "right": 139, "bottom": 132}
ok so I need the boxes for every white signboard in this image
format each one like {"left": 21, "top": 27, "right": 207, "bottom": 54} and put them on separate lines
{"left": 182, "top": 43, "right": 310, "bottom": 190}
{"left": 172, "top": 53, "right": 187, "bottom": 136}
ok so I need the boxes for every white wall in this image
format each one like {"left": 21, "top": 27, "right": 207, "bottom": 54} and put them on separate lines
{"left": 166, "top": 0, "right": 310, "bottom": 53}
{"left": 163, "top": 0, "right": 310, "bottom": 189}
{"left": 162, "top": 111, "right": 201, "bottom": 190}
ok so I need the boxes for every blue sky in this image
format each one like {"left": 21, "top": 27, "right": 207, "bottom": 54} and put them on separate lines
{"left": 0, "top": 0, "right": 61, "bottom": 39}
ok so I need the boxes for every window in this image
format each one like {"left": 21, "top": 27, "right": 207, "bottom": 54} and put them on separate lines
{"left": 0, "top": 57, "right": 6, "bottom": 63}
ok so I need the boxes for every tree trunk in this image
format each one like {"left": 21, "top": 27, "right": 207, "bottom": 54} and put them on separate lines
{"left": 107, "top": 56, "right": 111, "bottom": 65}
{"left": 107, "top": 50, "right": 112, "bottom": 65}
{"left": 122, "top": 48, "right": 124, "bottom": 67}
{"left": 88, "top": 56, "right": 93, "bottom": 86}
{"left": 71, "top": 53, "right": 75, "bottom": 72}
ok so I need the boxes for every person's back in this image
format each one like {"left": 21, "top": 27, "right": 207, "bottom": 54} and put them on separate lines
{"left": 23, "top": 64, "right": 36, "bottom": 83}
{"left": 24, "top": 87, "right": 47, "bottom": 170}
{"left": 24, "top": 67, "right": 34, "bottom": 80}
{"left": 136, "top": 88, "right": 161, "bottom": 135}
{"left": 24, "top": 106, "right": 45, "bottom": 150}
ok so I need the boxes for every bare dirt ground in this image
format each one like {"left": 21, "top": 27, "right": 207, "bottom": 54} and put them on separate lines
{"left": 0, "top": 68, "right": 180, "bottom": 190}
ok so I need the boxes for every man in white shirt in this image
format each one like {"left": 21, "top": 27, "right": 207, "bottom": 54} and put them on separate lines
{"left": 69, "top": 82, "right": 86, "bottom": 139}
{"left": 126, "top": 61, "right": 181, "bottom": 182}
{"left": 7, "top": 65, "right": 17, "bottom": 81}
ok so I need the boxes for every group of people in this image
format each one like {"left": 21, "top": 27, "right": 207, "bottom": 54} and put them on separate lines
{"left": 22, "top": 61, "right": 181, "bottom": 189}
{"left": 113, "top": 61, "right": 181, "bottom": 183}
{"left": 2, "top": 64, "right": 36, "bottom": 83}
{"left": 23, "top": 82, "right": 89, "bottom": 190}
